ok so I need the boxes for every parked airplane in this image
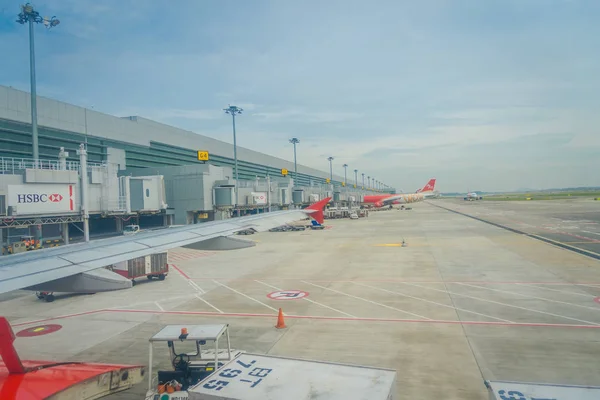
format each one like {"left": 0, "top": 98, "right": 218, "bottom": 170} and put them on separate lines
{"left": 363, "top": 179, "right": 437, "bottom": 208}
{"left": 0, "top": 198, "right": 331, "bottom": 297}
{"left": 464, "top": 192, "right": 483, "bottom": 201}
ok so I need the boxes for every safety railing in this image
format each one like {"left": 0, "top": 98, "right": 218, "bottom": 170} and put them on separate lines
{"left": 0, "top": 157, "right": 105, "bottom": 175}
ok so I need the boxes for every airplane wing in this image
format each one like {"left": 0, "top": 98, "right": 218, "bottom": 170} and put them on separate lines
{"left": 0, "top": 198, "right": 330, "bottom": 295}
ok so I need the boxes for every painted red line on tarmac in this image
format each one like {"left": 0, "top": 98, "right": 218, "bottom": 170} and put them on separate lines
{"left": 12, "top": 309, "right": 103, "bottom": 327}
{"left": 22, "top": 308, "right": 594, "bottom": 330}
{"left": 170, "top": 264, "right": 190, "bottom": 280}
{"left": 186, "top": 278, "right": 600, "bottom": 286}
{"left": 109, "top": 309, "right": 600, "bottom": 329}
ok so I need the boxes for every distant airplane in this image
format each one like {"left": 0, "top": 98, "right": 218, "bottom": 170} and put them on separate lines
{"left": 0, "top": 198, "right": 331, "bottom": 297}
{"left": 363, "top": 179, "right": 437, "bottom": 208}
{"left": 464, "top": 192, "right": 483, "bottom": 201}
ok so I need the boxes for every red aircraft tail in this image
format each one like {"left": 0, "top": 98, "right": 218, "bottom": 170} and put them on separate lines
{"left": 305, "top": 197, "right": 331, "bottom": 224}
{"left": 417, "top": 178, "right": 436, "bottom": 193}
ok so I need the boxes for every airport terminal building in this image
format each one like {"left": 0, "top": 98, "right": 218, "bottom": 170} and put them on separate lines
{"left": 0, "top": 85, "right": 393, "bottom": 250}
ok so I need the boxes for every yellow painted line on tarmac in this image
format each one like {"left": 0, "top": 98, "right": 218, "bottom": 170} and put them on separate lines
{"left": 374, "top": 243, "right": 403, "bottom": 247}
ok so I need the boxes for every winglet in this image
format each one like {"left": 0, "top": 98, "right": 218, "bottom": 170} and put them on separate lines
{"left": 0, "top": 317, "right": 25, "bottom": 374}
{"left": 305, "top": 197, "right": 331, "bottom": 224}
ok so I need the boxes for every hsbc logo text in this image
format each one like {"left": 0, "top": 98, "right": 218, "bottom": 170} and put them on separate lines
{"left": 16, "top": 193, "right": 64, "bottom": 203}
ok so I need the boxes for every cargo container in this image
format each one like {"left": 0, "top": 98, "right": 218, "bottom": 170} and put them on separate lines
{"left": 188, "top": 353, "right": 397, "bottom": 400}
{"left": 106, "top": 252, "right": 168, "bottom": 284}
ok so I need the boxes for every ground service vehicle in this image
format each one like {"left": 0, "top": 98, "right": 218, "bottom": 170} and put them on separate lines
{"left": 145, "top": 323, "right": 397, "bottom": 400}
{"left": 146, "top": 324, "right": 242, "bottom": 399}
{"left": 107, "top": 252, "right": 168, "bottom": 285}
{"left": 123, "top": 224, "right": 141, "bottom": 235}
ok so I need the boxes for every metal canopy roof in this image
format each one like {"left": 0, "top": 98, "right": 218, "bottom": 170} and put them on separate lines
{"left": 150, "top": 324, "right": 228, "bottom": 342}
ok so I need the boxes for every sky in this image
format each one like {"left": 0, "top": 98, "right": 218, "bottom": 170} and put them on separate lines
{"left": 1, "top": 0, "right": 599, "bottom": 193}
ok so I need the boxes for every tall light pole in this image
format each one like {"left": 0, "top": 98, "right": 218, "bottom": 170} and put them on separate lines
{"left": 17, "top": 3, "right": 60, "bottom": 163}
{"left": 368, "top": 176, "right": 371, "bottom": 189}
{"left": 354, "top": 169, "right": 358, "bottom": 187}
{"left": 289, "top": 138, "right": 299, "bottom": 185}
{"left": 224, "top": 105, "right": 243, "bottom": 217}
{"left": 361, "top": 173, "right": 365, "bottom": 189}
{"left": 343, "top": 164, "right": 348, "bottom": 186}
{"left": 327, "top": 157, "right": 334, "bottom": 183}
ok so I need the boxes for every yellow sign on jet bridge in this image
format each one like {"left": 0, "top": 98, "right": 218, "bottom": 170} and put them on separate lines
{"left": 197, "top": 150, "right": 209, "bottom": 161}
{"left": 326, "top": 178, "right": 331, "bottom": 183}
{"left": 281, "top": 168, "right": 288, "bottom": 176}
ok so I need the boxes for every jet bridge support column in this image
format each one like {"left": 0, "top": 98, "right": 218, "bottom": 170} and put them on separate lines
{"left": 62, "top": 223, "right": 69, "bottom": 245}
{"left": 77, "top": 144, "right": 90, "bottom": 243}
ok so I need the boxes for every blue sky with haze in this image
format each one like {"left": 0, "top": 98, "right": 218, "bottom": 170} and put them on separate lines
{"left": 1, "top": 0, "right": 599, "bottom": 192}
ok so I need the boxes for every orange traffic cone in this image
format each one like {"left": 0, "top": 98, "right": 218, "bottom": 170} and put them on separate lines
{"left": 275, "top": 308, "right": 287, "bottom": 329}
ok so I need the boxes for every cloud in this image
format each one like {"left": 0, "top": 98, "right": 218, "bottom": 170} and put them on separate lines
{"left": 1, "top": 0, "right": 600, "bottom": 192}
{"left": 252, "top": 108, "right": 363, "bottom": 124}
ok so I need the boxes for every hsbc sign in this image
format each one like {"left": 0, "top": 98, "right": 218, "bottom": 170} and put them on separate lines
{"left": 17, "top": 193, "right": 64, "bottom": 203}
{"left": 8, "top": 184, "right": 77, "bottom": 215}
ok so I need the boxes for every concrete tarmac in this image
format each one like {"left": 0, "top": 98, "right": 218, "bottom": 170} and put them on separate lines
{"left": 434, "top": 198, "right": 600, "bottom": 258}
{"left": 3, "top": 201, "right": 600, "bottom": 399}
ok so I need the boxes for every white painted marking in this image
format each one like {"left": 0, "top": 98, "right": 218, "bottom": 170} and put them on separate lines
{"left": 213, "top": 280, "right": 278, "bottom": 312}
{"left": 154, "top": 302, "right": 165, "bottom": 312}
{"left": 255, "top": 280, "right": 356, "bottom": 318}
{"left": 195, "top": 294, "right": 224, "bottom": 314}
{"left": 351, "top": 282, "right": 514, "bottom": 323}
{"left": 402, "top": 282, "right": 600, "bottom": 326}
{"left": 266, "top": 290, "right": 309, "bottom": 300}
{"left": 517, "top": 283, "right": 595, "bottom": 298}
{"left": 302, "top": 281, "right": 431, "bottom": 320}
{"left": 188, "top": 280, "right": 205, "bottom": 294}
{"left": 582, "top": 230, "right": 600, "bottom": 237}
{"left": 456, "top": 282, "right": 600, "bottom": 312}
{"left": 578, "top": 284, "right": 600, "bottom": 289}
{"left": 106, "top": 295, "right": 196, "bottom": 310}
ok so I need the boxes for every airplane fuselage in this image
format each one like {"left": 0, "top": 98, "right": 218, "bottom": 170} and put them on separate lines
{"left": 363, "top": 179, "right": 437, "bottom": 208}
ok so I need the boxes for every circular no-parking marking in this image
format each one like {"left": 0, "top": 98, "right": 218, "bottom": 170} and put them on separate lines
{"left": 594, "top": 297, "right": 600, "bottom": 304}
{"left": 16, "top": 324, "right": 62, "bottom": 337}
{"left": 267, "top": 290, "right": 309, "bottom": 300}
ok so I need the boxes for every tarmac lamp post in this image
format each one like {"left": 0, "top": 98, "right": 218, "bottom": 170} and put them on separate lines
{"left": 343, "top": 164, "right": 348, "bottom": 186}
{"left": 16, "top": 3, "right": 60, "bottom": 164}
{"left": 362, "top": 173, "right": 365, "bottom": 189}
{"left": 327, "top": 156, "right": 334, "bottom": 183}
{"left": 367, "top": 176, "right": 371, "bottom": 190}
{"left": 224, "top": 105, "right": 243, "bottom": 217}
{"left": 354, "top": 169, "right": 358, "bottom": 187}
{"left": 289, "top": 138, "right": 300, "bottom": 185}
